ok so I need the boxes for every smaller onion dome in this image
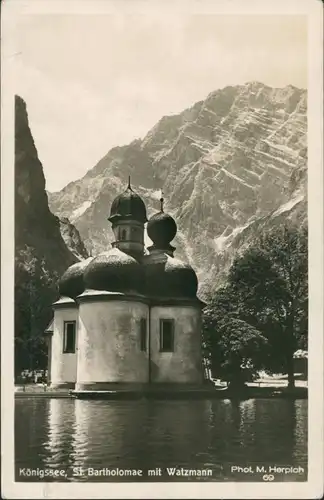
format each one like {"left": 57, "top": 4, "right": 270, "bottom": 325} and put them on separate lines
{"left": 59, "top": 257, "right": 93, "bottom": 299}
{"left": 108, "top": 177, "right": 147, "bottom": 224}
{"left": 83, "top": 248, "right": 143, "bottom": 294}
{"left": 144, "top": 255, "right": 198, "bottom": 299}
{"left": 147, "top": 211, "right": 177, "bottom": 251}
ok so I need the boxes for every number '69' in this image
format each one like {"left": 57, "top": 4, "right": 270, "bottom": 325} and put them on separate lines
{"left": 262, "top": 474, "right": 274, "bottom": 481}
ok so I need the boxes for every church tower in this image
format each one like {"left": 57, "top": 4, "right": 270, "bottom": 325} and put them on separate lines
{"left": 108, "top": 177, "right": 147, "bottom": 257}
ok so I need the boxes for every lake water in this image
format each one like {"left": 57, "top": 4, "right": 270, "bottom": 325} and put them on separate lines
{"left": 15, "top": 398, "right": 307, "bottom": 482}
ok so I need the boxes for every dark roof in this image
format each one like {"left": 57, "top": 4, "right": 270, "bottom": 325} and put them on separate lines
{"left": 144, "top": 255, "right": 198, "bottom": 299}
{"left": 58, "top": 257, "right": 93, "bottom": 299}
{"left": 108, "top": 184, "right": 147, "bottom": 224}
{"left": 44, "top": 319, "right": 54, "bottom": 334}
{"left": 83, "top": 248, "right": 144, "bottom": 294}
{"left": 58, "top": 251, "right": 199, "bottom": 301}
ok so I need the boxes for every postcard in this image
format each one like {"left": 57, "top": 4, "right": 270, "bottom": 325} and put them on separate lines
{"left": 1, "top": 0, "right": 323, "bottom": 498}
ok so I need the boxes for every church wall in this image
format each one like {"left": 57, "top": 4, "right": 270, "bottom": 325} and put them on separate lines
{"left": 150, "top": 305, "right": 203, "bottom": 384}
{"left": 76, "top": 300, "right": 149, "bottom": 389}
{"left": 50, "top": 306, "right": 78, "bottom": 388}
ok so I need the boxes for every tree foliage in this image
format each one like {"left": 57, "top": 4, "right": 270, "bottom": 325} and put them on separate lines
{"left": 203, "top": 223, "right": 308, "bottom": 388}
{"left": 203, "top": 286, "right": 268, "bottom": 386}
{"left": 15, "top": 246, "right": 59, "bottom": 375}
{"left": 216, "top": 318, "right": 267, "bottom": 387}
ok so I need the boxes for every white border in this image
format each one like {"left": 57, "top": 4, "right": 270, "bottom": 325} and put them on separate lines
{"left": 1, "top": 0, "right": 323, "bottom": 498}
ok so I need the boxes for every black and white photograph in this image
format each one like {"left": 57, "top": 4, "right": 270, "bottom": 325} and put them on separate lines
{"left": 1, "top": 0, "right": 323, "bottom": 498}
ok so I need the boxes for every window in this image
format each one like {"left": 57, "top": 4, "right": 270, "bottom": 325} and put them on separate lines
{"left": 63, "top": 321, "right": 76, "bottom": 353}
{"left": 120, "top": 228, "right": 127, "bottom": 241}
{"left": 140, "top": 318, "right": 147, "bottom": 352}
{"left": 160, "top": 319, "right": 174, "bottom": 352}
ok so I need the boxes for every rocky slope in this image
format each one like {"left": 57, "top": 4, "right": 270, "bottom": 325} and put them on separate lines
{"left": 59, "top": 217, "right": 89, "bottom": 260}
{"left": 15, "top": 95, "right": 79, "bottom": 275}
{"left": 48, "top": 82, "right": 307, "bottom": 295}
{"left": 15, "top": 95, "right": 87, "bottom": 371}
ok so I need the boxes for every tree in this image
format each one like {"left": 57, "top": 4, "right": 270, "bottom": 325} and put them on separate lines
{"left": 216, "top": 318, "right": 268, "bottom": 389}
{"left": 228, "top": 223, "right": 308, "bottom": 388}
{"left": 202, "top": 285, "right": 236, "bottom": 374}
{"left": 15, "top": 246, "right": 59, "bottom": 376}
{"left": 259, "top": 224, "right": 308, "bottom": 352}
{"left": 202, "top": 286, "right": 268, "bottom": 387}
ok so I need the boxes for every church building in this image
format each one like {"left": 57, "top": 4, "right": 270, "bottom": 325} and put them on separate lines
{"left": 45, "top": 180, "right": 205, "bottom": 394}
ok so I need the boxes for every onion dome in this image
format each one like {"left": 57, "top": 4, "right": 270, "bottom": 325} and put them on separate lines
{"left": 58, "top": 257, "right": 93, "bottom": 299}
{"left": 83, "top": 248, "right": 143, "bottom": 294}
{"left": 147, "top": 192, "right": 177, "bottom": 252}
{"left": 147, "top": 211, "right": 177, "bottom": 251}
{"left": 108, "top": 177, "right": 147, "bottom": 224}
{"left": 145, "top": 255, "right": 198, "bottom": 299}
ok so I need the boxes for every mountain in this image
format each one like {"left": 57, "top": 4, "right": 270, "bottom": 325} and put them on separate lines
{"left": 15, "top": 95, "right": 88, "bottom": 372}
{"left": 16, "top": 98, "right": 70, "bottom": 266}
{"left": 59, "top": 217, "right": 89, "bottom": 260}
{"left": 48, "top": 82, "right": 307, "bottom": 296}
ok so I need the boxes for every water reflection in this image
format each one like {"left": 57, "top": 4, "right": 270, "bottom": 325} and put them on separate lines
{"left": 44, "top": 399, "right": 77, "bottom": 470}
{"left": 15, "top": 398, "right": 307, "bottom": 482}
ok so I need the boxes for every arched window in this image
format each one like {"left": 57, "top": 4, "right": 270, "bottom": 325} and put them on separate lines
{"left": 120, "top": 229, "right": 127, "bottom": 241}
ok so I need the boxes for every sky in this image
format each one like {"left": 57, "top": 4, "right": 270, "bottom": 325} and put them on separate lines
{"left": 11, "top": 12, "right": 307, "bottom": 192}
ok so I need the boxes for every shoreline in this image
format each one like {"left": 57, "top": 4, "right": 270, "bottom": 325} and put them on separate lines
{"left": 14, "top": 385, "right": 308, "bottom": 400}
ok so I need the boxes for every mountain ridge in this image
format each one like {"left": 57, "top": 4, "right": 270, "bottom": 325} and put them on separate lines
{"left": 48, "top": 82, "right": 307, "bottom": 294}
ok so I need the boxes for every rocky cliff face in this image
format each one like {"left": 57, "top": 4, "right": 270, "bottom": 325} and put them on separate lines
{"left": 15, "top": 95, "right": 79, "bottom": 274}
{"left": 59, "top": 217, "right": 89, "bottom": 260}
{"left": 15, "top": 95, "right": 88, "bottom": 270}
{"left": 48, "top": 82, "right": 307, "bottom": 296}
{"left": 15, "top": 95, "right": 87, "bottom": 371}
